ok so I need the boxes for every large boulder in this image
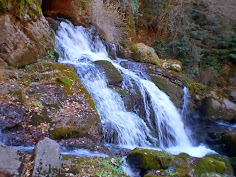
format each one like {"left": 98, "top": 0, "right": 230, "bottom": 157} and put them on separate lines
{"left": 94, "top": 60, "right": 123, "bottom": 86}
{"left": 193, "top": 157, "right": 227, "bottom": 176}
{"left": 0, "top": 0, "right": 54, "bottom": 67}
{"left": 0, "top": 145, "right": 25, "bottom": 176}
{"left": 0, "top": 61, "right": 102, "bottom": 149}
{"left": 130, "top": 43, "right": 160, "bottom": 65}
{"left": 126, "top": 148, "right": 232, "bottom": 177}
{"left": 42, "top": 0, "right": 90, "bottom": 26}
{"left": 32, "top": 137, "right": 62, "bottom": 177}
{"left": 199, "top": 96, "right": 236, "bottom": 122}
{"left": 127, "top": 148, "right": 175, "bottom": 171}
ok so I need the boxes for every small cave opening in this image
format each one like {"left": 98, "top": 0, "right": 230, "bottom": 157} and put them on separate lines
{"left": 41, "top": 0, "right": 73, "bottom": 19}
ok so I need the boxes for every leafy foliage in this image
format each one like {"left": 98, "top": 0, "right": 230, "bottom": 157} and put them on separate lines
{"left": 94, "top": 157, "right": 128, "bottom": 177}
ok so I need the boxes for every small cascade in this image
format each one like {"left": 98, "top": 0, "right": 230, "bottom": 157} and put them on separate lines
{"left": 181, "top": 87, "right": 191, "bottom": 120}
{"left": 181, "top": 87, "right": 194, "bottom": 142}
{"left": 55, "top": 21, "right": 214, "bottom": 157}
{"left": 56, "top": 22, "right": 155, "bottom": 148}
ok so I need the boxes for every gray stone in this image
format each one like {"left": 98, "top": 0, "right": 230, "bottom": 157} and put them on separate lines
{"left": 0, "top": 145, "right": 25, "bottom": 176}
{"left": 199, "top": 97, "right": 236, "bottom": 122}
{"left": 32, "top": 137, "right": 62, "bottom": 177}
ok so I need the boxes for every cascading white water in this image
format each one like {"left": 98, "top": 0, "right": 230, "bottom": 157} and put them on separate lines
{"left": 180, "top": 87, "right": 194, "bottom": 143}
{"left": 181, "top": 87, "right": 191, "bottom": 120}
{"left": 55, "top": 21, "right": 214, "bottom": 157}
{"left": 56, "top": 22, "right": 155, "bottom": 148}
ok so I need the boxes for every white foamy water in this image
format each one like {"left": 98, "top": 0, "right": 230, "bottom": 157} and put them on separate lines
{"left": 55, "top": 21, "right": 215, "bottom": 157}
{"left": 61, "top": 148, "right": 108, "bottom": 158}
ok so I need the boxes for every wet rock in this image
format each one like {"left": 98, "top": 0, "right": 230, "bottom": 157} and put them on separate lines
{"left": 225, "top": 130, "right": 236, "bottom": 157}
{"left": 0, "top": 0, "right": 54, "bottom": 67}
{"left": 0, "top": 145, "right": 25, "bottom": 176}
{"left": 150, "top": 75, "right": 183, "bottom": 108}
{"left": 94, "top": 60, "right": 123, "bottom": 86}
{"left": 32, "top": 137, "right": 62, "bottom": 177}
{"left": 130, "top": 43, "right": 160, "bottom": 65}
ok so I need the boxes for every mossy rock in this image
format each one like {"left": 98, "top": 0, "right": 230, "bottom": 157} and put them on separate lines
{"left": 150, "top": 75, "right": 183, "bottom": 108}
{"left": 172, "top": 155, "right": 189, "bottom": 169}
{"left": 11, "top": 0, "right": 43, "bottom": 20}
{"left": 143, "top": 175, "right": 159, "bottom": 177}
{"left": 174, "top": 168, "right": 192, "bottom": 177}
{"left": 205, "top": 154, "right": 233, "bottom": 175}
{"left": 179, "top": 153, "right": 190, "bottom": 159}
{"left": 127, "top": 148, "right": 173, "bottom": 171}
{"left": 94, "top": 60, "right": 123, "bottom": 86}
{"left": 31, "top": 108, "right": 51, "bottom": 126}
{"left": 193, "top": 157, "right": 227, "bottom": 176}
{"left": 160, "top": 59, "right": 182, "bottom": 72}
{"left": 130, "top": 43, "right": 160, "bottom": 65}
{"left": 58, "top": 76, "right": 71, "bottom": 87}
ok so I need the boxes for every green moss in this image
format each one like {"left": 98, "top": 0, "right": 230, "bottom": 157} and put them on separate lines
{"left": 127, "top": 148, "right": 173, "bottom": 171}
{"left": 178, "top": 153, "right": 190, "bottom": 159}
{"left": 30, "top": 100, "right": 43, "bottom": 107}
{"left": 52, "top": 63, "right": 97, "bottom": 109}
{"left": 31, "top": 108, "right": 51, "bottom": 126}
{"left": 77, "top": 0, "right": 90, "bottom": 14}
{"left": 205, "top": 154, "right": 233, "bottom": 175}
{"left": 76, "top": 165, "right": 82, "bottom": 173}
{"left": 49, "top": 127, "right": 82, "bottom": 139}
{"left": 13, "top": 89, "right": 25, "bottom": 103}
{"left": 143, "top": 175, "right": 159, "bottom": 177}
{"left": 58, "top": 76, "right": 71, "bottom": 87}
{"left": 174, "top": 168, "right": 191, "bottom": 177}
{"left": 116, "top": 89, "right": 128, "bottom": 98}
{"left": 0, "top": 0, "right": 8, "bottom": 12}
{"left": 63, "top": 156, "right": 73, "bottom": 160}
{"left": 12, "top": 0, "right": 42, "bottom": 19}
{"left": 130, "top": 43, "right": 160, "bottom": 65}
{"left": 95, "top": 157, "right": 128, "bottom": 176}
{"left": 194, "top": 157, "right": 227, "bottom": 176}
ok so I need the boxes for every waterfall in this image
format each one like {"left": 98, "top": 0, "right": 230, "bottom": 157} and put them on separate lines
{"left": 181, "top": 87, "right": 194, "bottom": 143}
{"left": 55, "top": 21, "right": 214, "bottom": 157}
{"left": 181, "top": 87, "right": 191, "bottom": 120}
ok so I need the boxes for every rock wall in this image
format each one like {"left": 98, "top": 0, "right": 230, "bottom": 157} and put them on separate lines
{"left": 41, "top": 0, "right": 90, "bottom": 26}
{"left": 0, "top": 0, "right": 54, "bottom": 67}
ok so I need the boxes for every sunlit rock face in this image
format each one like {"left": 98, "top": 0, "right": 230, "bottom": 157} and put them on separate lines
{"left": 0, "top": 0, "right": 54, "bottom": 67}
{"left": 41, "top": 0, "right": 90, "bottom": 27}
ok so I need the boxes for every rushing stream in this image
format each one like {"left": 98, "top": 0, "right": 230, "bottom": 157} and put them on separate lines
{"left": 55, "top": 21, "right": 214, "bottom": 157}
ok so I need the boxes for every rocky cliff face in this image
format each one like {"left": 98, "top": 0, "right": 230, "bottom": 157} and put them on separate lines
{"left": 0, "top": 0, "right": 54, "bottom": 67}
{"left": 42, "top": 0, "right": 90, "bottom": 26}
